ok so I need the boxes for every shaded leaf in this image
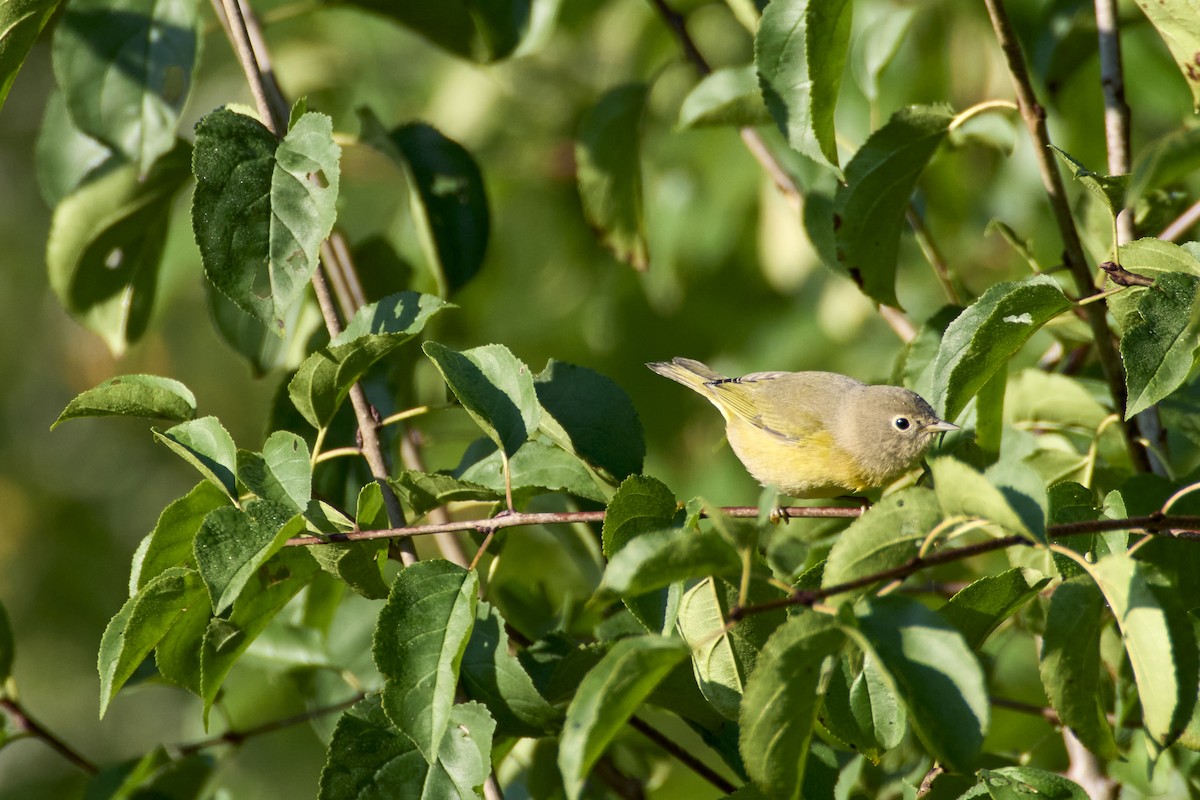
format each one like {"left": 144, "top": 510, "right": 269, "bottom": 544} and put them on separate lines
{"left": 678, "top": 65, "right": 772, "bottom": 129}
{"left": 130, "top": 481, "right": 229, "bottom": 592}
{"left": 237, "top": 431, "right": 311, "bottom": 514}
{"left": 192, "top": 109, "right": 340, "bottom": 332}
{"left": 34, "top": 90, "right": 113, "bottom": 207}
{"left": 1131, "top": 0, "right": 1200, "bottom": 110}
{"left": 1120, "top": 270, "right": 1200, "bottom": 418}
{"left": 360, "top": 111, "right": 489, "bottom": 295}
{"left": 46, "top": 139, "right": 192, "bottom": 355}
{"left": 336, "top": 0, "right": 538, "bottom": 62}
{"left": 755, "top": 0, "right": 852, "bottom": 172}
{"left": 98, "top": 567, "right": 206, "bottom": 717}
{"left": 677, "top": 577, "right": 744, "bottom": 720}
{"left": 599, "top": 527, "right": 741, "bottom": 598}
{"left": 940, "top": 568, "right": 1050, "bottom": 651}
{"left": 81, "top": 747, "right": 214, "bottom": 800}
{"left": 455, "top": 437, "right": 607, "bottom": 503}
{"left": 1051, "top": 145, "right": 1129, "bottom": 217}
{"left": 821, "top": 654, "right": 906, "bottom": 763}
{"left": 52, "top": 0, "right": 198, "bottom": 172}
{"left": 602, "top": 475, "right": 680, "bottom": 633}
{"left": 739, "top": 613, "right": 844, "bottom": 800}
{"left": 289, "top": 291, "right": 449, "bottom": 428}
{"left": 53, "top": 374, "right": 196, "bottom": 430}
{"left": 0, "top": 0, "right": 60, "bottom": 112}
{"left": 390, "top": 471, "right": 500, "bottom": 520}
{"left": 558, "top": 635, "right": 689, "bottom": 800}
{"left": 373, "top": 560, "right": 479, "bottom": 762}
{"left": 575, "top": 84, "right": 648, "bottom": 269}
{"left": 0, "top": 600, "right": 11, "bottom": 684}
{"left": 852, "top": 5, "right": 916, "bottom": 102}
{"left": 152, "top": 417, "right": 238, "bottom": 500}
{"left": 930, "top": 457, "right": 1038, "bottom": 542}
{"left": 932, "top": 275, "right": 1072, "bottom": 423}
{"left": 974, "top": 766, "right": 1090, "bottom": 800}
{"left": 193, "top": 500, "right": 305, "bottom": 614}
{"left": 306, "top": 483, "right": 389, "bottom": 600}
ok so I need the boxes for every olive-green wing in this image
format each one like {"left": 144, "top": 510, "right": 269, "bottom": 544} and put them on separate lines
{"left": 707, "top": 371, "right": 854, "bottom": 443}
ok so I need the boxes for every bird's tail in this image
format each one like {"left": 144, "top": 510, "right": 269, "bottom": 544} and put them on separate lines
{"left": 645, "top": 357, "right": 726, "bottom": 393}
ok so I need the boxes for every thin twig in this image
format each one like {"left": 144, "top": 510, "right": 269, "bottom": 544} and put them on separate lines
{"left": 628, "top": 716, "right": 737, "bottom": 794}
{"left": 0, "top": 698, "right": 98, "bottom": 775}
{"left": 982, "top": 0, "right": 1149, "bottom": 473}
{"left": 1160, "top": 198, "right": 1200, "bottom": 242}
{"left": 175, "top": 694, "right": 364, "bottom": 756}
{"left": 907, "top": 205, "right": 960, "bottom": 304}
{"left": 916, "top": 764, "right": 943, "bottom": 798}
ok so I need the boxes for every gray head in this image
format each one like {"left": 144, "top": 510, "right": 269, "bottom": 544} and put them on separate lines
{"left": 832, "top": 386, "right": 958, "bottom": 486}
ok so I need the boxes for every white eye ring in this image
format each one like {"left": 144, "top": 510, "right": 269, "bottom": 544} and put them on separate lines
{"left": 893, "top": 416, "right": 912, "bottom": 432}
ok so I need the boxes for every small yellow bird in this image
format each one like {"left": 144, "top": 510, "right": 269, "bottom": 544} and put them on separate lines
{"left": 647, "top": 357, "right": 958, "bottom": 498}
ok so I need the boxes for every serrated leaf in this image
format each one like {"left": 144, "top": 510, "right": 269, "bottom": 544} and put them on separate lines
{"left": 739, "top": 613, "right": 844, "bottom": 799}
{"left": 1120, "top": 271, "right": 1200, "bottom": 418}
{"left": 305, "top": 484, "right": 389, "bottom": 599}
{"left": 821, "top": 654, "right": 906, "bottom": 763}
{"left": 288, "top": 291, "right": 449, "bottom": 428}
{"left": 535, "top": 360, "right": 645, "bottom": 482}
{"left": 424, "top": 341, "right": 539, "bottom": 457}
{"left": 599, "top": 527, "right": 742, "bottom": 598}
{"left": 939, "top": 568, "right": 1050, "bottom": 651}
{"left": 1086, "top": 553, "right": 1197, "bottom": 746}
{"left": 974, "top": 766, "right": 1090, "bottom": 800}
{"left": 335, "top": 0, "right": 535, "bottom": 62}
{"left": 755, "top": 0, "right": 851, "bottom": 172}
{"left": 455, "top": 437, "right": 607, "bottom": 504}
{"left": 192, "top": 109, "right": 340, "bottom": 332}
{"left": 52, "top": 0, "right": 198, "bottom": 173}
{"left": 1110, "top": 238, "right": 1200, "bottom": 328}
{"left": 678, "top": 65, "right": 772, "bottom": 129}
{"left": 194, "top": 500, "right": 305, "bottom": 614}
{"left": 373, "top": 560, "right": 479, "bottom": 762}
{"left": 318, "top": 695, "right": 495, "bottom": 800}
{"left": 558, "top": 635, "right": 689, "bottom": 800}
{"left": 199, "top": 548, "right": 318, "bottom": 724}
{"left": 930, "top": 457, "right": 1038, "bottom": 542}
{"left": 677, "top": 578, "right": 744, "bottom": 721}
{"left": 602, "top": 475, "right": 680, "bottom": 633}
{"left": 932, "top": 275, "right": 1072, "bottom": 422}
{"left": 237, "top": 431, "right": 311, "bottom": 513}
{"left": 1039, "top": 577, "right": 1118, "bottom": 759}
{"left": 1131, "top": 0, "right": 1200, "bottom": 110}
{"left": 461, "top": 601, "right": 561, "bottom": 738}
{"left": 153, "top": 417, "right": 238, "bottom": 500}
{"left": 53, "top": 374, "right": 196, "bottom": 430}
{"left": 0, "top": 0, "right": 60, "bottom": 112}
{"left": 389, "top": 470, "right": 500, "bottom": 520}
{"left": 575, "top": 84, "right": 648, "bottom": 269}
{"left": 1051, "top": 145, "right": 1129, "bottom": 217}
{"left": 821, "top": 487, "right": 941, "bottom": 601}
{"left": 98, "top": 567, "right": 206, "bottom": 717}
{"left": 46, "top": 139, "right": 192, "bottom": 355}
{"left": 359, "top": 111, "right": 489, "bottom": 295}
{"left": 131, "top": 481, "right": 229, "bottom": 592}
{"left": 846, "top": 596, "right": 989, "bottom": 772}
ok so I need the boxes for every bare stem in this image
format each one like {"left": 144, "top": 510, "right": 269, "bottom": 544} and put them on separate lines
{"left": 175, "top": 694, "right": 364, "bottom": 756}
{"left": 1161, "top": 197, "right": 1200, "bottom": 242}
{"left": 0, "top": 697, "right": 98, "bottom": 775}
{"left": 982, "top": 0, "right": 1149, "bottom": 472}
{"left": 628, "top": 716, "right": 736, "bottom": 794}
{"left": 1094, "top": 0, "right": 1132, "bottom": 244}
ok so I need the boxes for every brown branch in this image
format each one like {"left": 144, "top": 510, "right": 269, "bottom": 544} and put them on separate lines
{"left": 1099, "top": 261, "right": 1154, "bottom": 287}
{"left": 0, "top": 697, "right": 98, "bottom": 775}
{"left": 175, "top": 694, "right": 364, "bottom": 756}
{"left": 982, "top": 0, "right": 1149, "bottom": 473}
{"left": 916, "top": 764, "right": 943, "bottom": 798}
{"left": 628, "top": 716, "right": 737, "bottom": 794}
{"left": 1094, "top": 0, "right": 1132, "bottom": 244}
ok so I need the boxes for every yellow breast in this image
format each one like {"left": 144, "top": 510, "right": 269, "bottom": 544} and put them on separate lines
{"left": 725, "top": 416, "right": 872, "bottom": 498}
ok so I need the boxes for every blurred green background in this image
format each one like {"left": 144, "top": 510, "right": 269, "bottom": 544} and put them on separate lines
{"left": 0, "top": 0, "right": 1195, "bottom": 796}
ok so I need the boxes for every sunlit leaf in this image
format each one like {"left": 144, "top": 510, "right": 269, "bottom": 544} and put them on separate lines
{"left": 53, "top": 374, "right": 196, "bottom": 430}
{"left": 940, "top": 568, "right": 1050, "bottom": 650}
{"left": 678, "top": 65, "right": 772, "bottom": 129}
{"left": 130, "top": 481, "right": 229, "bottom": 592}
{"left": 1120, "top": 271, "right": 1200, "bottom": 418}
{"left": 1131, "top": 0, "right": 1200, "bottom": 110}
{"left": 236, "top": 431, "right": 311, "bottom": 514}
{"left": 152, "top": 417, "right": 239, "bottom": 501}
{"left": 599, "top": 527, "right": 742, "bottom": 598}
{"left": 194, "top": 500, "right": 305, "bottom": 614}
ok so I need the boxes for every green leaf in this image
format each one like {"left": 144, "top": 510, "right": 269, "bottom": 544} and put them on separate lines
{"left": 0, "top": 599, "right": 13, "bottom": 685}
{"left": 192, "top": 108, "right": 341, "bottom": 332}
{"left": 678, "top": 65, "right": 772, "bottom": 129}
{"left": 930, "top": 458, "right": 1038, "bottom": 542}
{"left": 676, "top": 577, "right": 744, "bottom": 720}
{"left": 288, "top": 291, "right": 449, "bottom": 428}
{"left": 390, "top": 471, "right": 500, "bottom": 520}
{"left": 34, "top": 90, "right": 113, "bottom": 207}
{"left": 1131, "top": 0, "right": 1200, "bottom": 110}
{"left": 939, "top": 568, "right": 1050, "bottom": 651}
{"left": 461, "top": 601, "right": 561, "bottom": 738}
{"left": 152, "top": 417, "right": 239, "bottom": 501}
{"left": 373, "top": 560, "right": 479, "bottom": 762}
{"left": 51, "top": 0, "right": 198, "bottom": 173}
{"left": 53, "top": 374, "right": 196, "bottom": 430}
{"left": 833, "top": 106, "right": 952, "bottom": 308}
{"left": 602, "top": 475, "right": 680, "bottom": 633}
{"left": 1050, "top": 145, "right": 1129, "bottom": 217}
{"left": 599, "top": 527, "right": 742, "bottom": 598}
{"left": 1110, "top": 237, "right": 1200, "bottom": 327}
{"left": 1039, "top": 577, "right": 1118, "bottom": 759}
{"left": 851, "top": 4, "right": 917, "bottom": 102}
{"left": 207, "top": 282, "right": 320, "bottom": 377}
{"left": 130, "top": 481, "right": 230, "bottom": 592}
{"left": 199, "top": 548, "right": 318, "bottom": 723}
{"left": 424, "top": 341, "right": 540, "bottom": 457}
{"left": 558, "top": 635, "right": 689, "bottom": 800}
{"left": 237, "top": 431, "right": 311, "bottom": 514}
{"left": 193, "top": 500, "right": 305, "bottom": 614}
{"left": 755, "top": 0, "right": 852, "bottom": 172}
{"left": 575, "top": 84, "right": 649, "bottom": 269}
{"left": 535, "top": 360, "right": 645, "bottom": 482}
{"left": 1, "top": 0, "right": 60, "bottom": 112}
{"left": 359, "top": 111, "right": 489, "bottom": 295}
{"left": 318, "top": 695, "right": 496, "bottom": 800}
{"left": 98, "top": 567, "right": 206, "bottom": 717}
{"left": 336, "top": 0, "right": 537, "bottom": 62}
{"left": 455, "top": 437, "right": 607, "bottom": 504}
{"left": 306, "top": 484, "right": 389, "bottom": 600}
{"left": 1120, "top": 271, "right": 1200, "bottom": 418}
{"left": 1086, "top": 553, "right": 1197, "bottom": 747}
{"left": 46, "top": 139, "right": 192, "bottom": 355}
{"left": 739, "top": 613, "right": 844, "bottom": 800}
{"left": 821, "top": 487, "right": 941, "bottom": 601}
{"left": 974, "top": 766, "right": 1090, "bottom": 800}
{"left": 932, "top": 275, "right": 1073, "bottom": 422}
{"left": 847, "top": 596, "right": 989, "bottom": 772}
{"left": 821, "top": 654, "right": 906, "bottom": 763}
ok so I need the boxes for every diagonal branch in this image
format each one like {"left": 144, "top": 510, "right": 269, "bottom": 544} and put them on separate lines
{"left": 0, "top": 697, "right": 98, "bottom": 775}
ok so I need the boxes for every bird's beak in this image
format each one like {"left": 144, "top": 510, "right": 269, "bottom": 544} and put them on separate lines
{"left": 923, "top": 420, "right": 960, "bottom": 433}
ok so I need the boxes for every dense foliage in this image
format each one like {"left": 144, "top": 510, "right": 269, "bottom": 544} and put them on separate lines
{"left": 3, "top": 0, "right": 1200, "bottom": 798}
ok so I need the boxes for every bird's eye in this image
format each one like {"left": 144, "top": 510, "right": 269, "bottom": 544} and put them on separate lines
{"left": 893, "top": 416, "right": 911, "bottom": 431}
